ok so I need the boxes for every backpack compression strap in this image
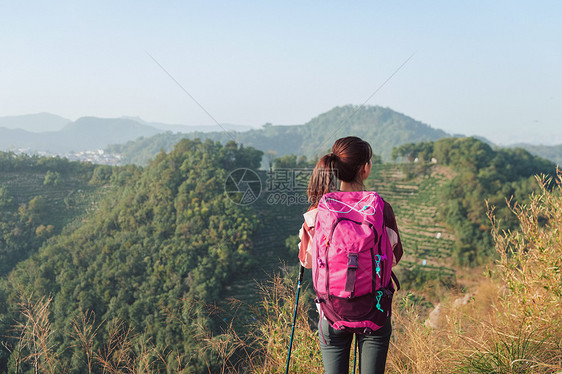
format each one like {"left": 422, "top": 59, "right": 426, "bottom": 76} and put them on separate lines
{"left": 344, "top": 253, "right": 359, "bottom": 294}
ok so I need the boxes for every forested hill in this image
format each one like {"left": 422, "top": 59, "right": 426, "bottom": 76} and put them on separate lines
{"left": 107, "top": 105, "right": 450, "bottom": 165}
{"left": 0, "top": 139, "right": 264, "bottom": 372}
{"left": 510, "top": 143, "right": 562, "bottom": 166}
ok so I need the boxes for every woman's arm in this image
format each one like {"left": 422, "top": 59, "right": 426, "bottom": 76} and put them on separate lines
{"left": 297, "top": 209, "right": 317, "bottom": 269}
{"left": 298, "top": 224, "right": 313, "bottom": 268}
{"left": 384, "top": 201, "right": 403, "bottom": 265}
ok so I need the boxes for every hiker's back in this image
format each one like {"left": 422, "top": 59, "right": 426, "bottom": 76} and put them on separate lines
{"left": 311, "top": 191, "right": 395, "bottom": 334}
{"left": 298, "top": 136, "right": 401, "bottom": 374}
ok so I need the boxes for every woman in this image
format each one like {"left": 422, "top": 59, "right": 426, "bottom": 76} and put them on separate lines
{"left": 298, "top": 136, "right": 403, "bottom": 374}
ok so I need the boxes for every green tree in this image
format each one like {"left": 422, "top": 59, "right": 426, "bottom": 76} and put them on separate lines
{"left": 43, "top": 170, "right": 60, "bottom": 186}
{"left": 0, "top": 186, "right": 12, "bottom": 208}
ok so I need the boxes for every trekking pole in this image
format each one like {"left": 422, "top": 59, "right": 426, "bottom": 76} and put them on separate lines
{"left": 285, "top": 264, "right": 305, "bottom": 374}
{"left": 352, "top": 334, "right": 358, "bottom": 374}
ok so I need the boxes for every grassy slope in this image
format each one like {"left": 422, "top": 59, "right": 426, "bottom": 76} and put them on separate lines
{"left": 245, "top": 169, "right": 562, "bottom": 374}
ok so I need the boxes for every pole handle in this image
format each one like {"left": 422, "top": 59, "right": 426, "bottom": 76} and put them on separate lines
{"left": 297, "top": 264, "right": 305, "bottom": 284}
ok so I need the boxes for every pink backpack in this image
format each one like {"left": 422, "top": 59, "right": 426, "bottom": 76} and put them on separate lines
{"left": 311, "top": 191, "right": 398, "bottom": 334}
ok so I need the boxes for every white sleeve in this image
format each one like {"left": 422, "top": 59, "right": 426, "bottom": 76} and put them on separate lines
{"left": 303, "top": 209, "right": 318, "bottom": 227}
{"left": 386, "top": 227, "right": 399, "bottom": 266}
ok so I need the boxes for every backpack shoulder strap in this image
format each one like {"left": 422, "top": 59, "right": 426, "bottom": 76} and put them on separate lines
{"left": 391, "top": 271, "right": 400, "bottom": 291}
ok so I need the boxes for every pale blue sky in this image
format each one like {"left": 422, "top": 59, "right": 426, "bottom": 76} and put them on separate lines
{"left": 1, "top": 1, "right": 561, "bottom": 144}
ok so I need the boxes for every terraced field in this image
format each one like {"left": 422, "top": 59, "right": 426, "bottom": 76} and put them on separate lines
{"left": 0, "top": 171, "right": 106, "bottom": 232}
{"left": 222, "top": 172, "right": 306, "bottom": 306}
{"left": 369, "top": 164, "right": 456, "bottom": 275}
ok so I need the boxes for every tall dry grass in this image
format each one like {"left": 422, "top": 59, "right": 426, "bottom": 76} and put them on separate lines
{"left": 11, "top": 294, "right": 60, "bottom": 374}
{"left": 4, "top": 295, "right": 250, "bottom": 373}
{"left": 245, "top": 271, "right": 323, "bottom": 373}
{"left": 385, "top": 171, "right": 562, "bottom": 373}
{"left": 470, "top": 171, "right": 562, "bottom": 373}
{"left": 6, "top": 298, "right": 185, "bottom": 373}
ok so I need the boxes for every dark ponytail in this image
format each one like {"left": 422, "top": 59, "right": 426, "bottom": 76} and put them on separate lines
{"left": 307, "top": 136, "right": 372, "bottom": 208}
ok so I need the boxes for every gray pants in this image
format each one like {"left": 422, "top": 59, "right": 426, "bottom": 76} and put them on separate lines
{"left": 319, "top": 317, "right": 392, "bottom": 374}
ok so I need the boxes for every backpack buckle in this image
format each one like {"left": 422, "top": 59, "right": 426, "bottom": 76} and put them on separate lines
{"left": 347, "top": 253, "right": 358, "bottom": 269}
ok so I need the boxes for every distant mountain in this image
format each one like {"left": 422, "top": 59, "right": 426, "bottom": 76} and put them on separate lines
{"left": 292, "top": 105, "right": 450, "bottom": 158}
{"left": 0, "top": 117, "right": 163, "bottom": 153}
{"left": 0, "top": 113, "right": 260, "bottom": 155}
{"left": 120, "top": 116, "right": 256, "bottom": 133}
{"left": 0, "top": 113, "right": 71, "bottom": 132}
{"left": 109, "top": 105, "right": 451, "bottom": 165}
{"left": 8, "top": 108, "right": 559, "bottom": 167}
{"left": 59, "top": 117, "right": 162, "bottom": 151}
{"left": 508, "top": 143, "right": 562, "bottom": 166}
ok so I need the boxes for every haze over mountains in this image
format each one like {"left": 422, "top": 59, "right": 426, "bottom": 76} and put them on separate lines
{"left": 0, "top": 113, "right": 254, "bottom": 154}
{"left": 0, "top": 117, "right": 161, "bottom": 153}
{"left": 0, "top": 113, "right": 71, "bottom": 132}
{"left": 0, "top": 107, "right": 560, "bottom": 165}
